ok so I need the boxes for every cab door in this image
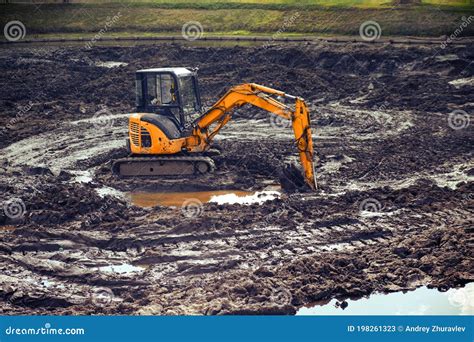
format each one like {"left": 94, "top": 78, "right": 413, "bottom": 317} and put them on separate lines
{"left": 178, "top": 76, "right": 202, "bottom": 128}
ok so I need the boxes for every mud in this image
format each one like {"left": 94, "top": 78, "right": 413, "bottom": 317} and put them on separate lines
{"left": 0, "top": 41, "right": 473, "bottom": 315}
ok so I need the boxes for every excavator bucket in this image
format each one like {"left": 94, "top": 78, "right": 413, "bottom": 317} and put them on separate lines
{"left": 279, "top": 163, "right": 313, "bottom": 192}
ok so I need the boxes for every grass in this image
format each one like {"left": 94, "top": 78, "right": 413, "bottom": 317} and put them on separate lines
{"left": 0, "top": 1, "right": 473, "bottom": 40}
{"left": 69, "top": 0, "right": 474, "bottom": 9}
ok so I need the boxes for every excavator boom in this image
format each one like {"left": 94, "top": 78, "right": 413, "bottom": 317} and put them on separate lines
{"left": 187, "top": 83, "right": 317, "bottom": 190}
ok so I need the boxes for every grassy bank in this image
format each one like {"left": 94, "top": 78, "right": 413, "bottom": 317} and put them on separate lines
{"left": 0, "top": 1, "right": 473, "bottom": 39}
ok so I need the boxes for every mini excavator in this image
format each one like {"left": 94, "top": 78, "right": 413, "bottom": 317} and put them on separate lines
{"left": 112, "top": 67, "right": 316, "bottom": 190}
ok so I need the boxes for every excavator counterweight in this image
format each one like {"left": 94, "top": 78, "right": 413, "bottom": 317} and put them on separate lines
{"left": 112, "top": 68, "right": 317, "bottom": 190}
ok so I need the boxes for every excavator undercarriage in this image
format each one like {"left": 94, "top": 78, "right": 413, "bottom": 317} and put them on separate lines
{"left": 112, "top": 155, "right": 215, "bottom": 177}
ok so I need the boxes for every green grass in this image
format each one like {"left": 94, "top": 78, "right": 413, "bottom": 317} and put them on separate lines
{"left": 71, "top": 0, "right": 473, "bottom": 9}
{"left": 0, "top": 2, "right": 473, "bottom": 39}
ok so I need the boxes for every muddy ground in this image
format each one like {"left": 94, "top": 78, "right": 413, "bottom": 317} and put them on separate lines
{"left": 0, "top": 41, "right": 473, "bottom": 315}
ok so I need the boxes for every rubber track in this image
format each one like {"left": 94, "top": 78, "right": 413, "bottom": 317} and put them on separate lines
{"left": 111, "top": 155, "right": 216, "bottom": 176}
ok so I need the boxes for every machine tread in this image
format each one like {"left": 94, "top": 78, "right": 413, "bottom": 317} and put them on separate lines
{"left": 112, "top": 155, "right": 215, "bottom": 177}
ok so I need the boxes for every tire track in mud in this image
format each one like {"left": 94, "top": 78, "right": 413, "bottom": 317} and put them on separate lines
{"left": 0, "top": 100, "right": 416, "bottom": 171}
{"left": 100, "top": 206, "right": 473, "bottom": 273}
{"left": 1, "top": 43, "right": 472, "bottom": 315}
{"left": 0, "top": 109, "right": 471, "bottom": 314}
{"left": 1, "top": 116, "right": 129, "bottom": 171}
{"left": 1, "top": 203, "right": 470, "bottom": 312}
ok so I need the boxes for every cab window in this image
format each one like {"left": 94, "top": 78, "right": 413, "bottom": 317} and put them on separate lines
{"left": 136, "top": 78, "right": 143, "bottom": 107}
{"left": 160, "top": 74, "right": 175, "bottom": 104}
{"left": 146, "top": 76, "right": 156, "bottom": 105}
{"left": 179, "top": 76, "right": 200, "bottom": 125}
{"left": 146, "top": 74, "right": 177, "bottom": 106}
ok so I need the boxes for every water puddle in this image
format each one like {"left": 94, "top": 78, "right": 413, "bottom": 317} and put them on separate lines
{"left": 97, "top": 263, "right": 143, "bottom": 274}
{"left": 95, "top": 61, "right": 128, "bottom": 68}
{"left": 332, "top": 161, "right": 473, "bottom": 195}
{"left": 449, "top": 76, "right": 474, "bottom": 88}
{"left": 435, "top": 54, "right": 459, "bottom": 62}
{"left": 39, "top": 279, "right": 56, "bottom": 288}
{"left": 0, "top": 225, "right": 16, "bottom": 233}
{"left": 209, "top": 190, "right": 280, "bottom": 205}
{"left": 359, "top": 210, "right": 399, "bottom": 218}
{"left": 96, "top": 186, "right": 126, "bottom": 199}
{"left": 128, "top": 189, "right": 280, "bottom": 207}
{"left": 71, "top": 170, "right": 93, "bottom": 183}
{"left": 68, "top": 169, "right": 127, "bottom": 199}
{"left": 70, "top": 113, "right": 130, "bottom": 125}
{"left": 297, "top": 283, "right": 474, "bottom": 315}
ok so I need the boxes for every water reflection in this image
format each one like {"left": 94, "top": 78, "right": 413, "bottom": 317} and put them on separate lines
{"left": 297, "top": 283, "right": 474, "bottom": 315}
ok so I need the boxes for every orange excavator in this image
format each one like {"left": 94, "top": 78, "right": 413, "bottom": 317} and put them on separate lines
{"left": 112, "top": 67, "right": 316, "bottom": 190}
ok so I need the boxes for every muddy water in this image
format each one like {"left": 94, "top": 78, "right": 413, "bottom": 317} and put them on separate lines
{"left": 128, "top": 190, "right": 255, "bottom": 207}
{"left": 0, "top": 226, "right": 16, "bottom": 232}
{"left": 297, "top": 283, "right": 474, "bottom": 315}
{"left": 128, "top": 189, "right": 282, "bottom": 207}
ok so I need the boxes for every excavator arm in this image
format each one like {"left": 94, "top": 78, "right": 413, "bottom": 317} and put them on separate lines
{"left": 186, "top": 83, "right": 317, "bottom": 190}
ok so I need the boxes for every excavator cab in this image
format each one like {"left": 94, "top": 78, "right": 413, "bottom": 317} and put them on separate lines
{"left": 135, "top": 68, "right": 202, "bottom": 128}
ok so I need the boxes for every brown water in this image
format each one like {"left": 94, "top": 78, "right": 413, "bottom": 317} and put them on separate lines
{"left": 0, "top": 225, "right": 16, "bottom": 232}
{"left": 128, "top": 190, "right": 255, "bottom": 207}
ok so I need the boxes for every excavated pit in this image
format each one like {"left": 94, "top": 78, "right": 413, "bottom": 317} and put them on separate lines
{"left": 0, "top": 42, "right": 473, "bottom": 315}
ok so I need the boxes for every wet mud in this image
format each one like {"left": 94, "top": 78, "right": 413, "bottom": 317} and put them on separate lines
{"left": 0, "top": 41, "right": 473, "bottom": 314}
